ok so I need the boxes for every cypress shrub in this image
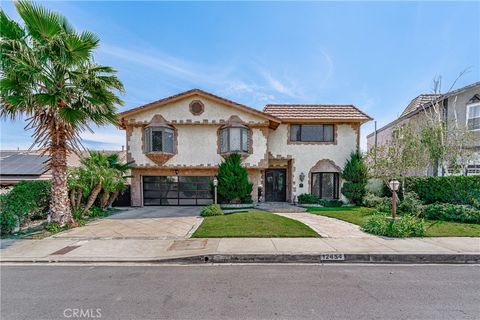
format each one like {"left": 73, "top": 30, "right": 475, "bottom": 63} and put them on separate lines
{"left": 341, "top": 151, "right": 368, "bottom": 204}
{"left": 215, "top": 153, "right": 253, "bottom": 204}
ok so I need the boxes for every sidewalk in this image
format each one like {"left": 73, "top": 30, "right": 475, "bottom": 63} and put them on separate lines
{"left": 1, "top": 236, "right": 479, "bottom": 263}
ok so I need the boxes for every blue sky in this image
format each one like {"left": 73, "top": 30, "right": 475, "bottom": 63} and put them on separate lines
{"left": 1, "top": 1, "right": 479, "bottom": 151}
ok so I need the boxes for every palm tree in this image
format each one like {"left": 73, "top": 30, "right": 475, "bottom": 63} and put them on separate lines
{"left": 0, "top": 1, "right": 124, "bottom": 225}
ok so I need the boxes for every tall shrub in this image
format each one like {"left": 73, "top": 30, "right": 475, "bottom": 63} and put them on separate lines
{"left": 341, "top": 151, "right": 368, "bottom": 204}
{"left": 0, "top": 180, "right": 51, "bottom": 234}
{"left": 216, "top": 153, "right": 253, "bottom": 204}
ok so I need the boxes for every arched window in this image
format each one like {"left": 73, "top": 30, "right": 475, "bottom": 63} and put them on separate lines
{"left": 220, "top": 126, "right": 249, "bottom": 153}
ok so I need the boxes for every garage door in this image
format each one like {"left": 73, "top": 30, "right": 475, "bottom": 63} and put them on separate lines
{"left": 143, "top": 176, "right": 214, "bottom": 206}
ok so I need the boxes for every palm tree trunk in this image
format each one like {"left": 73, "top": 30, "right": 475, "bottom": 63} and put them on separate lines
{"left": 107, "top": 191, "right": 119, "bottom": 208}
{"left": 99, "top": 191, "right": 110, "bottom": 209}
{"left": 83, "top": 178, "right": 103, "bottom": 215}
{"left": 49, "top": 139, "right": 72, "bottom": 225}
{"left": 69, "top": 188, "right": 76, "bottom": 210}
{"left": 76, "top": 188, "right": 83, "bottom": 209}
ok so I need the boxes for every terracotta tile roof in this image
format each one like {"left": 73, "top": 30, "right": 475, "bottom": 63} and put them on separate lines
{"left": 400, "top": 94, "right": 441, "bottom": 117}
{"left": 263, "top": 104, "right": 372, "bottom": 122}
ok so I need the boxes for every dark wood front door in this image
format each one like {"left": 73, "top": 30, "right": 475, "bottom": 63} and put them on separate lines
{"left": 265, "top": 169, "right": 287, "bottom": 202}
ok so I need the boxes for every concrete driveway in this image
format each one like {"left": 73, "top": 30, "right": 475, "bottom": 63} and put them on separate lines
{"left": 53, "top": 206, "right": 202, "bottom": 240}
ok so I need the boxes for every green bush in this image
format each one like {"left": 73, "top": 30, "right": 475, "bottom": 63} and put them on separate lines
{"left": 216, "top": 154, "right": 253, "bottom": 204}
{"left": 364, "top": 191, "right": 422, "bottom": 215}
{"left": 200, "top": 204, "right": 224, "bottom": 217}
{"left": 362, "top": 213, "right": 425, "bottom": 237}
{"left": 341, "top": 151, "right": 368, "bottom": 204}
{"left": 404, "top": 176, "right": 480, "bottom": 205}
{"left": 44, "top": 222, "right": 63, "bottom": 234}
{"left": 297, "top": 194, "right": 344, "bottom": 207}
{"left": 0, "top": 180, "right": 51, "bottom": 234}
{"left": 87, "top": 206, "right": 109, "bottom": 218}
{"left": 422, "top": 203, "right": 480, "bottom": 224}
{"left": 363, "top": 193, "right": 386, "bottom": 208}
{"left": 398, "top": 192, "right": 423, "bottom": 215}
{"left": 298, "top": 193, "right": 319, "bottom": 204}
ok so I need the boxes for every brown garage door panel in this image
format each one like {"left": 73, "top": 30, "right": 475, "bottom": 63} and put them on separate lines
{"left": 143, "top": 176, "right": 214, "bottom": 206}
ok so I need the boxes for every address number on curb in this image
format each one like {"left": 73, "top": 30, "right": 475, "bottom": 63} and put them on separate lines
{"left": 320, "top": 253, "right": 345, "bottom": 261}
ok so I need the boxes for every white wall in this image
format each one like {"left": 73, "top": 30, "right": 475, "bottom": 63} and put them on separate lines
{"left": 268, "top": 123, "right": 358, "bottom": 199}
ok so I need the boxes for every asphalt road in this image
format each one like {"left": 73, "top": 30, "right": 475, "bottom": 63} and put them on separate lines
{"left": 1, "top": 264, "right": 479, "bottom": 320}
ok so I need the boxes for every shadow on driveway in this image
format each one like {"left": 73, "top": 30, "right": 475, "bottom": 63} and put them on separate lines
{"left": 108, "top": 206, "right": 201, "bottom": 219}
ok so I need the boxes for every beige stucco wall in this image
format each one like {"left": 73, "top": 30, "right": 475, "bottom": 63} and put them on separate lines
{"left": 123, "top": 94, "right": 364, "bottom": 205}
{"left": 126, "top": 95, "right": 268, "bottom": 124}
{"left": 125, "top": 95, "right": 270, "bottom": 168}
{"left": 268, "top": 123, "right": 359, "bottom": 201}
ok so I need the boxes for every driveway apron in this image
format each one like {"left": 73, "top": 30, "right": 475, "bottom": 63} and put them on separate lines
{"left": 53, "top": 207, "right": 203, "bottom": 240}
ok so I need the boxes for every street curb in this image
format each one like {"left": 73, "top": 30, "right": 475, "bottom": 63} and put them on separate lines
{"left": 2, "top": 253, "right": 479, "bottom": 264}
{"left": 160, "top": 254, "right": 480, "bottom": 264}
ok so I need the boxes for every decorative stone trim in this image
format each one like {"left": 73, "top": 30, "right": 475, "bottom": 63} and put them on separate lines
{"left": 286, "top": 124, "right": 338, "bottom": 145}
{"left": 307, "top": 159, "right": 342, "bottom": 195}
{"left": 122, "top": 118, "right": 270, "bottom": 127}
{"left": 189, "top": 100, "right": 205, "bottom": 116}
{"left": 145, "top": 152, "right": 175, "bottom": 165}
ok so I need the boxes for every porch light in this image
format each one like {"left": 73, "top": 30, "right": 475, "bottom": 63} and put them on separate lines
{"left": 299, "top": 172, "right": 305, "bottom": 182}
{"left": 213, "top": 177, "right": 218, "bottom": 204}
{"left": 388, "top": 179, "right": 400, "bottom": 221}
{"left": 388, "top": 180, "right": 400, "bottom": 192}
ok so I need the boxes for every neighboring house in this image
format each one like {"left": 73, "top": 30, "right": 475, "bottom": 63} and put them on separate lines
{"left": 0, "top": 150, "right": 126, "bottom": 186}
{"left": 366, "top": 81, "right": 480, "bottom": 176}
{"left": 119, "top": 89, "right": 372, "bottom": 206}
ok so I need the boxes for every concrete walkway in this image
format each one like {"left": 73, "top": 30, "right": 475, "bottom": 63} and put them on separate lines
{"left": 272, "top": 211, "right": 371, "bottom": 238}
{"left": 1, "top": 237, "right": 479, "bottom": 262}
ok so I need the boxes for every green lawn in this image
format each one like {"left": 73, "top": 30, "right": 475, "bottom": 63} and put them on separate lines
{"left": 192, "top": 211, "right": 318, "bottom": 238}
{"left": 306, "top": 207, "right": 480, "bottom": 237}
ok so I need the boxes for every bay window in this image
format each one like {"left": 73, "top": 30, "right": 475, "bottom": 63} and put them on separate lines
{"left": 220, "top": 126, "right": 249, "bottom": 153}
{"left": 144, "top": 126, "right": 175, "bottom": 153}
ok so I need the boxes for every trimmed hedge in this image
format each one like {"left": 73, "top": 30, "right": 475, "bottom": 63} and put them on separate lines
{"left": 404, "top": 176, "right": 480, "bottom": 205}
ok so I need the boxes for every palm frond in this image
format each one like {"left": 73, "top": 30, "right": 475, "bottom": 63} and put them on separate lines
{"left": 15, "top": 0, "right": 64, "bottom": 42}
{"left": 0, "top": 10, "right": 25, "bottom": 40}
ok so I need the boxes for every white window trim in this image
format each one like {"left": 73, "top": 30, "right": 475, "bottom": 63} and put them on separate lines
{"left": 466, "top": 102, "right": 480, "bottom": 132}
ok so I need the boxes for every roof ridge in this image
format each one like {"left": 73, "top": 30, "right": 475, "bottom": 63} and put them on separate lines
{"left": 119, "top": 88, "right": 281, "bottom": 123}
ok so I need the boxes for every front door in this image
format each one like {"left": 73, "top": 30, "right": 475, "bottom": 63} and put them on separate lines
{"left": 265, "top": 169, "right": 287, "bottom": 202}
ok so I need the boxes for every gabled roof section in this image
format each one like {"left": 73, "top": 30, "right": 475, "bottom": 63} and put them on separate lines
{"left": 263, "top": 104, "right": 373, "bottom": 123}
{"left": 400, "top": 94, "right": 441, "bottom": 117}
{"left": 119, "top": 89, "right": 281, "bottom": 126}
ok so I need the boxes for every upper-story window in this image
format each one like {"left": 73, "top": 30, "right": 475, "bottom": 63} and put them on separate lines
{"left": 144, "top": 126, "right": 175, "bottom": 153}
{"left": 467, "top": 103, "right": 480, "bottom": 131}
{"left": 220, "top": 126, "right": 249, "bottom": 153}
{"left": 290, "top": 124, "right": 334, "bottom": 142}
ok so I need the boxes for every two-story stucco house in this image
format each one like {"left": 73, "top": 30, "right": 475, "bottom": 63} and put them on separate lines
{"left": 367, "top": 81, "right": 480, "bottom": 176}
{"left": 119, "top": 89, "right": 372, "bottom": 206}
